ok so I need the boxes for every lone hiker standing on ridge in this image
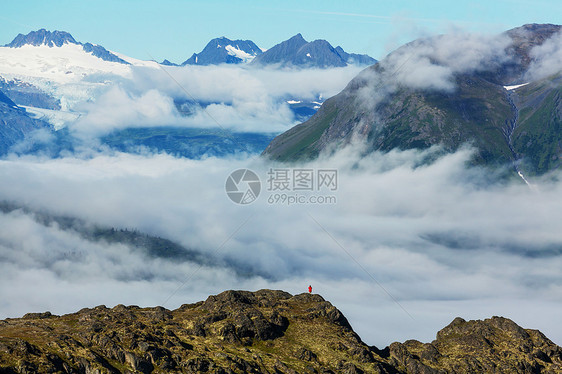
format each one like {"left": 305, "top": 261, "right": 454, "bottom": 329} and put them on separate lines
{"left": 308, "top": 285, "right": 312, "bottom": 293}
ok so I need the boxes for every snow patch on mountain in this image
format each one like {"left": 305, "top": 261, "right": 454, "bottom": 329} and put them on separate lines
{"left": 225, "top": 45, "right": 256, "bottom": 62}
{"left": 504, "top": 83, "right": 529, "bottom": 90}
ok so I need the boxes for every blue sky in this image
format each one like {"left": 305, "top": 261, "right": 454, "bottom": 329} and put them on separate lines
{"left": 1, "top": 0, "right": 562, "bottom": 63}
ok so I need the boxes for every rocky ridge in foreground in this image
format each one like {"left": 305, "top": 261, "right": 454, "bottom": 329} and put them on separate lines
{"left": 0, "top": 290, "right": 560, "bottom": 373}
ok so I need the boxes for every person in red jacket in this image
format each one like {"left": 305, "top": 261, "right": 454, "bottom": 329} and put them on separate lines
{"left": 308, "top": 285, "right": 312, "bottom": 293}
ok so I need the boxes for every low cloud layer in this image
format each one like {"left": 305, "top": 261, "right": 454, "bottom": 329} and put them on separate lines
{"left": 1, "top": 145, "right": 562, "bottom": 347}
{"left": 355, "top": 30, "right": 512, "bottom": 98}
{"left": 3, "top": 28, "right": 562, "bottom": 347}
{"left": 526, "top": 30, "right": 562, "bottom": 81}
{"left": 67, "top": 65, "right": 364, "bottom": 137}
{"left": 383, "top": 32, "right": 512, "bottom": 91}
{"left": 71, "top": 87, "right": 179, "bottom": 137}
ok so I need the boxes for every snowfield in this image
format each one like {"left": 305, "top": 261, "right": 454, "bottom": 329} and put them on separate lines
{"left": 0, "top": 44, "right": 161, "bottom": 113}
{"left": 0, "top": 44, "right": 132, "bottom": 83}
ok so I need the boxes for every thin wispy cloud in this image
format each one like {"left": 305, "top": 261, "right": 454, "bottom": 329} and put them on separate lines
{"left": 63, "top": 64, "right": 363, "bottom": 138}
{"left": 284, "top": 9, "right": 466, "bottom": 25}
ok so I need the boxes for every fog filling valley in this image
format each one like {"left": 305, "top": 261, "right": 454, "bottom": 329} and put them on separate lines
{"left": 2, "top": 146, "right": 562, "bottom": 347}
{"left": 2, "top": 28, "right": 562, "bottom": 348}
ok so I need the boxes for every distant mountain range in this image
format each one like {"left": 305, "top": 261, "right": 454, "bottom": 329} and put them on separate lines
{"left": 4, "top": 29, "right": 376, "bottom": 69}
{"left": 251, "top": 33, "right": 377, "bottom": 68}
{"left": 263, "top": 23, "right": 562, "bottom": 177}
{"left": 181, "top": 37, "right": 263, "bottom": 65}
{"left": 0, "top": 29, "right": 340, "bottom": 158}
{"left": 173, "top": 34, "right": 376, "bottom": 68}
{"left": 0, "top": 29, "right": 133, "bottom": 155}
{"left": 5, "top": 29, "right": 129, "bottom": 64}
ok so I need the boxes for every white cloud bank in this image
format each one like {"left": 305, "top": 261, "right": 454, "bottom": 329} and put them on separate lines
{"left": 1, "top": 145, "right": 562, "bottom": 348}
{"left": 357, "top": 31, "right": 513, "bottom": 93}
{"left": 526, "top": 30, "right": 562, "bottom": 81}
{"left": 4, "top": 27, "right": 562, "bottom": 348}
{"left": 66, "top": 64, "right": 364, "bottom": 137}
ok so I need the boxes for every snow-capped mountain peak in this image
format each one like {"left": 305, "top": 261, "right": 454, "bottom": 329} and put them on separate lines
{"left": 5, "top": 29, "right": 130, "bottom": 65}
{"left": 0, "top": 29, "right": 163, "bottom": 117}
{"left": 6, "top": 29, "right": 77, "bottom": 48}
{"left": 0, "top": 43, "right": 131, "bottom": 83}
{"left": 182, "top": 37, "right": 263, "bottom": 65}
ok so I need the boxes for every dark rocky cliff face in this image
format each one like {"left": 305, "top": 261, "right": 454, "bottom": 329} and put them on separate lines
{"left": 0, "top": 289, "right": 560, "bottom": 373}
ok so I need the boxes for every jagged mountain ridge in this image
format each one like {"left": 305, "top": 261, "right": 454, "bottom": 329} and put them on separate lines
{"left": 182, "top": 37, "right": 263, "bottom": 65}
{"left": 5, "top": 29, "right": 129, "bottom": 65}
{"left": 6, "top": 29, "right": 77, "bottom": 48}
{"left": 262, "top": 24, "right": 562, "bottom": 177}
{"left": 172, "top": 33, "right": 376, "bottom": 67}
{"left": 0, "top": 290, "right": 560, "bottom": 373}
{"left": 251, "top": 33, "right": 377, "bottom": 68}
{"left": 3, "top": 29, "right": 376, "bottom": 69}
{"left": 335, "top": 45, "right": 378, "bottom": 66}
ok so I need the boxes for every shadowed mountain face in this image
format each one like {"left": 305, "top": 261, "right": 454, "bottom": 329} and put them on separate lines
{"left": 251, "top": 33, "right": 377, "bottom": 68}
{"left": 0, "top": 89, "right": 49, "bottom": 154}
{"left": 182, "top": 37, "right": 263, "bottom": 65}
{"left": 262, "top": 24, "right": 562, "bottom": 176}
{"left": 0, "top": 77, "right": 61, "bottom": 110}
{"left": 5, "top": 29, "right": 77, "bottom": 48}
{"left": 179, "top": 34, "right": 376, "bottom": 68}
{"left": 0, "top": 290, "right": 560, "bottom": 373}
{"left": 510, "top": 74, "right": 562, "bottom": 174}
